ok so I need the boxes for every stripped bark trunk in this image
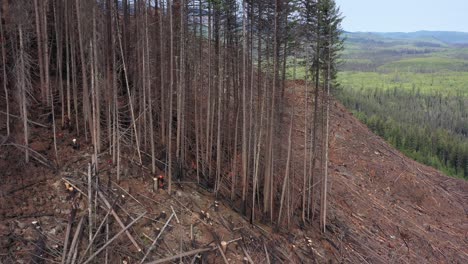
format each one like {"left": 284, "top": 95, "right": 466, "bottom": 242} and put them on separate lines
{"left": 33, "top": 0, "right": 45, "bottom": 103}
{"left": 277, "top": 110, "right": 293, "bottom": 226}
{"left": 167, "top": 0, "right": 174, "bottom": 194}
{"left": 241, "top": 0, "right": 248, "bottom": 215}
{"left": 0, "top": 5, "right": 9, "bottom": 135}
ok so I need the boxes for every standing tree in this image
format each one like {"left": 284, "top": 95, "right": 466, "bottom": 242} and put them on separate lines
{"left": 0, "top": 3, "right": 9, "bottom": 136}
{"left": 317, "top": 0, "right": 344, "bottom": 233}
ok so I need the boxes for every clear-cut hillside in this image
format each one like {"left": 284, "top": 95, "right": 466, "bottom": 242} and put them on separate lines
{"left": 0, "top": 83, "right": 467, "bottom": 263}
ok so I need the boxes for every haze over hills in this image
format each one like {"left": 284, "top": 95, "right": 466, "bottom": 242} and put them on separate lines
{"left": 344, "top": 30, "right": 468, "bottom": 45}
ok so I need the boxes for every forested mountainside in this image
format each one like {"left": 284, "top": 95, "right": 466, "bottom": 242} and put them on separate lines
{"left": 334, "top": 31, "right": 468, "bottom": 179}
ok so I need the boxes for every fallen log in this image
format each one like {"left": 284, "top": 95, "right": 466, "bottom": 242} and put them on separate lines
{"left": 140, "top": 213, "right": 175, "bottom": 263}
{"left": 241, "top": 245, "right": 254, "bottom": 264}
{"left": 98, "top": 190, "right": 142, "bottom": 252}
{"left": 0, "top": 111, "right": 48, "bottom": 127}
{"left": 82, "top": 212, "right": 146, "bottom": 264}
{"left": 264, "top": 243, "right": 271, "bottom": 264}
{"left": 65, "top": 216, "right": 84, "bottom": 264}
{"left": 4, "top": 143, "right": 56, "bottom": 170}
{"left": 144, "top": 247, "right": 215, "bottom": 264}
{"left": 61, "top": 208, "right": 77, "bottom": 264}
{"left": 217, "top": 245, "right": 229, "bottom": 264}
{"left": 78, "top": 198, "right": 119, "bottom": 263}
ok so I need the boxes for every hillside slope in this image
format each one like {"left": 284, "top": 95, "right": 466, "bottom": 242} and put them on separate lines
{"left": 1, "top": 87, "right": 467, "bottom": 263}
{"left": 327, "top": 98, "right": 468, "bottom": 263}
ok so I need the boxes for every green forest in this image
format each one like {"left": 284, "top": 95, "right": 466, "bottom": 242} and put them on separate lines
{"left": 335, "top": 32, "right": 468, "bottom": 179}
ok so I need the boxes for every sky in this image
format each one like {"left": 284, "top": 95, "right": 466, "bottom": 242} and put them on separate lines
{"left": 334, "top": 0, "right": 468, "bottom": 33}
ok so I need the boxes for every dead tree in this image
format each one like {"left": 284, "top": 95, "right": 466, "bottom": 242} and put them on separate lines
{"left": 0, "top": 4, "right": 9, "bottom": 135}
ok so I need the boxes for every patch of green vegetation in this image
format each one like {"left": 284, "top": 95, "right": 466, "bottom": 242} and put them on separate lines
{"left": 337, "top": 71, "right": 468, "bottom": 96}
{"left": 377, "top": 57, "right": 468, "bottom": 73}
{"left": 349, "top": 110, "right": 467, "bottom": 179}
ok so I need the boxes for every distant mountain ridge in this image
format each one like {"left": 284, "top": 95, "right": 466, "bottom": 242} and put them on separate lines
{"left": 344, "top": 31, "right": 468, "bottom": 44}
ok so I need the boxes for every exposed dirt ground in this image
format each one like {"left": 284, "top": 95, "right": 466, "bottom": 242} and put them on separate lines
{"left": 326, "top": 99, "right": 468, "bottom": 263}
{"left": 1, "top": 84, "right": 467, "bottom": 263}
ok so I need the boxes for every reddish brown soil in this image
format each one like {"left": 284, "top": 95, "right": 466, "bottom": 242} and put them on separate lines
{"left": 0, "top": 117, "right": 295, "bottom": 263}
{"left": 1, "top": 85, "right": 467, "bottom": 263}
{"left": 326, "top": 99, "right": 468, "bottom": 263}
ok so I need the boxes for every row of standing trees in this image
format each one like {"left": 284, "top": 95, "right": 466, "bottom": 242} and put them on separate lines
{"left": 338, "top": 87, "right": 468, "bottom": 179}
{"left": 0, "top": 0, "right": 343, "bottom": 231}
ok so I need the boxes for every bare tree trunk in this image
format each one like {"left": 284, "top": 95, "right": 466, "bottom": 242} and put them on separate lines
{"left": 177, "top": 0, "right": 187, "bottom": 178}
{"left": 241, "top": 0, "right": 248, "bottom": 215}
{"left": 87, "top": 163, "right": 93, "bottom": 250}
{"left": 0, "top": 5, "right": 9, "bottom": 135}
{"left": 263, "top": 29, "right": 272, "bottom": 218}
{"left": 71, "top": 28, "right": 79, "bottom": 135}
{"left": 114, "top": 1, "right": 143, "bottom": 165}
{"left": 321, "top": 35, "right": 332, "bottom": 233}
{"left": 204, "top": 2, "right": 212, "bottom": 184}
{"left": 18, "top": 25, "right": 29, "bottom": 163}
{"left": 51, "top": 86, "right": 59, "bottom": 165}
{"left": 159, "top": 0, "right": 166, "bottom": 144}
{"left": 91, "top": 4, "right": 100, "bottom": 167}
{"left": 310, "top": 4, "right": 323, "bottom": 222}
{"left": 42, "top": 0, "right": 50, "bottom": 106}
{"left": 52, "top": 0, "right": 64, "bottom": 124}
{"left": 231, "top": 108, "right": 239, "bottom": 200}
{"left": 33, "top": 0, "right": 45, "bottom": 103}
{"left": 215, "top": 24, "right": 222, "bottom": 195}
{"left": 65, "top": 0, "right": 71, "bottom": 120}
{"left": 251, "top": 85, "right": 266, "bottom": 223}
{"left": 167, "top": 0, "right": 174, "bottom": 194}
{"left": 75, "top": 0, "right": 92, "bottom": 142}
{"left": 278, "top": 110, "right": 293, "bottom": 227}
{"left": 265, "top": 0, "right": 280, "bottom": 222}
{"left": 302, "top": 60, "right": 309, "bottom": 224}
{"left": 92, "top": 4, "right": 101, "bottom": 154}
{"left": 104, "top": 0, "right": 112, "bottom": 154}
{"left": 195, "top": 0, "right": 203, "bottom": 184}
{"left": 145, "top": 0, "right": 156, "bottom": 174}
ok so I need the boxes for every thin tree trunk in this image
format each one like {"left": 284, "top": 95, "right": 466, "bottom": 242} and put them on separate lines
{"left": 167, "top": 0, "right": 174, "bottom": 194}
{"left": 18, "top": 25, "right": 29, "bottom": 163}
{"left": 302, "top": 60, "right": 309, "bottom": 224}
{"left": 71, "top": 28, "right": 79, "bottom": 135}
{"left": 0, "top": 5, "right": 9, "bottom": 135}
{"left": 215, "top": 24, "right": 222, "bottom": 195}
{"left": 159, "top": 0, "right": 166, "bottom": 144}
{"left": 65, "top": 0, "right": 71, "bottom": 120}
{"left": 241, "top": 0, "right": 248, "bottom": 215}
{"left": 278, "top": 110, "right": 293, "bottom": 227}
{"left": 33, "top": 0, "right": 45, "bottom": 103}
{"left": 42, "top": 0, "right": 50, "bottom": 106}
{"left": 310, "top": 44, "right": 321, "bottom": 223}
{"left": 51, "top": 86, "right": 59, "bottom": 165}
{"left": 114, "top": 1, "right": 143, "bottom": 165}
{"left": 75, "top": 0, "right": 92, "bottom": 142}
{"left": 321, "top": 34, "right": 332, "bottom": 233}
{"left": 251, "top": 84, "right": 266, "bottom": 223}
{"left": 204, "top": 2, "right": 212, "bottom": 183}
{"left": 52, "top": 0, "right": 64, "bottom": 124}
{"left": 92, "top": 4, "right": 101, "bottom": 154}
{"left": 145, "top": 0, "right": 156, "bottom": 174}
